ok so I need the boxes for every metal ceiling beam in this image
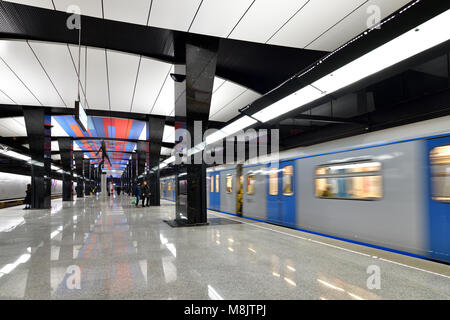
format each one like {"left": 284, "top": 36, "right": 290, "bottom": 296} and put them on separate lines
{"left": 292, "top": 114, "right": 364, "bottom": 125}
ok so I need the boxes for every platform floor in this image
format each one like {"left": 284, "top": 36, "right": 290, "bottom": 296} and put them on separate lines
{"left": 0, "top": 196, "right": 448, "bottom": 300}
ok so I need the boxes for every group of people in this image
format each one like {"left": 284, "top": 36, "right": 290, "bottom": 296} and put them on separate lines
{"left": 133, "top": 181, "right": 151, "bottom": 207}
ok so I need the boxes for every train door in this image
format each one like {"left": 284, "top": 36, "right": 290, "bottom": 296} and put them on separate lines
{"left": 426, "top": 137, "right": 450, "bottom": 262}
{"left": 209, "top": 173, "right": 220, "bottom": 210}
{"left": 267, "top": 161, "right": 297, "bottom": 228}
{"left": 236, "top": 164, "right": 243, "bottom": 216}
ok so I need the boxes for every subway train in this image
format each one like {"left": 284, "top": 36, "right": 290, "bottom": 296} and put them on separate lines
{"left": 0, "top": 172, "right": 63, "bottom": 202}
{"left": 161, "top": 116, "right": 450, "bottom": 263}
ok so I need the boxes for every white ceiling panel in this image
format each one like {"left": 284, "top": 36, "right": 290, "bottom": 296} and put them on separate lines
{"left": 306, "top": 0, "right": 412, "bottom": 51}
{"left": 52, "top": 154, "right": 61, "bottom": 160}
{"left": 131, "top": 56, "right": 172, "bottom": 114}
{"left": 213, "top": 77, "right": 226, "bottom": 93}
{"left": 189, "top": 0, "right": 255, "bottom": 38}
{"left": 0, "top": 40, "right": 64, "bottom": 106}
{"left": 267, "top": 0, "right": 367, "bottom": 48}
{"left": 210, "top": 89, "right": 261, "bottom": 122}
{"left": 160, "top": 147, "right": 172, "bottom": 156}
{"left": 0, "top": 90, "right": 14, "bottom": 104}
{"left": 148, "top": 0, "right": 202, "bottom": 31}
{"left": 106, "top": 50, "right": 140, "bottom": 112}
{"left": 51, "top": 140, "right": 59, "bottom": 151}
{"left": 151, "top": 66, "right": 174, "bottom": 116}
{"left": 228, "top": 0, "right": 308, "bottom": 43}
{"left": 29, "top": 41, "right": 80, "bottom": 107}
{"left": 53, "top": 0, "right": 102, "bottom": 18}
{"left": 0, "top": 117, "right": 27, "bottom": 137}
{"left": 162, "top": 125, "right": 174, "bottom": 143}
{"left": 209, "top": 81, "right": 246, "bottom": 116}
{"left": 103, "top": 0, "right": 151, "bottom": 25}
{"left": 3, "top": 0, "right": 54, "bottom": 10}
{"left": 51, "top": 116, "right": 69, "bottom": 137}
{"left": 68, "top": 44, "right": 93, "bottom": 108}
{"left": 84, "top": 47, "right": 109, "bottom": 110}
{"left": 0, "top": 53, "right": 40, "bottom": 105}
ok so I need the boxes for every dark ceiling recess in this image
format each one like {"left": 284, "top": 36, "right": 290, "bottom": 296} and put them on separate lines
{"left": 0, "top": 1, "right": 327, "bottom": 94}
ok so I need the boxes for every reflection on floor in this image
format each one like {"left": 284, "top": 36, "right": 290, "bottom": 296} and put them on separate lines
{"left": 0, "top": 196, "right": 448, "bottom": 300}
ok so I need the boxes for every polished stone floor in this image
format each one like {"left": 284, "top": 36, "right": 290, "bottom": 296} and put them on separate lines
{"left": 0, "top": 195, "right": 449, "bottom": 300}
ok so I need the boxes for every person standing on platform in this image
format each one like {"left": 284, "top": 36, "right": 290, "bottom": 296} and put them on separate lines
{"left": 133, "top": 181, "right": 141, "bottom": 208}
{"left": 142, "top": 181, "right": 150, "bottom": 207}
{"left": 24, "top": 184, "right": 31, "bottom": 210}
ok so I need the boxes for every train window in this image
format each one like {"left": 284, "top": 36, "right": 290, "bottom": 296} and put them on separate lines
{"left": 269, "top": 168, "right": 278, "bottom": 195}
{"left": 210, "top": 176, "right": 214, "bottom": 193}
{"left": 282, "top": 166, "right": 294, "bottom": 196}
{"left": 315, "top": 160, "right": 382, "bottom": 200}
{"left": 247, "top": 174, "right": 256, "bottom": 195}
{"left": 216, "top": 175, "right": 219, "bottom": 193}
{"left": 430, "top": 145, "right": 450, "bottom": 202}
{"left": 226, "top": 175, "right": 233, "bottom": 193}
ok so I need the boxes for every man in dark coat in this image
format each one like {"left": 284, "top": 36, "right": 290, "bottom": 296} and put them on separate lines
{"left": 141, "top": 181, "right": 150, "bottom": 207}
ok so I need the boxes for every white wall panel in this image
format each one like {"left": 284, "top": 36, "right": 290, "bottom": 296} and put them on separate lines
{"left": 103, "top": 0, "right": 151, "bottom": 25}
{"left": 29, "top": 41, "right": 80, "bottom": 107}
{"left": 106, "top": 50, "right": 140, "bottom": 112}
{"left": 268, "top": 0, "right": 366, "bottom": 48}
{"left": 306, "top": 0, "right": 412, "bottom": 51}
{"left": 53, "top": 0, "right": 102, "bottom": 18}
{"left": 189, "top": 0, "right": 255, "bottom": 38}
{"left": 131, "top": 57, "right": 172, "bottom": 114}
{"left": 149, "top": 0, "right": 202, "bottom": 31}
{"left": 0, "top": 40, "right": 64, "bottom": 106}
{"left": 229, "top": 0, "right": 308, "bottom": 43}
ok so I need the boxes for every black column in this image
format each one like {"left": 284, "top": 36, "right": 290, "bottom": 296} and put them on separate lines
{"left": 83, "top": 159, "right": 91, "bottom": 196}
{"left": 137, "top": 141, "right": 147, "bottom": 180}
{"left": 74, "top": 152, "right": 84, "bottom": 198}
{"left": 147, "top": 116, "right": 165, "bottom": 206}
{"left": 57, "top": 138, "right": 73, "bottom": 201}
{"left": 23, "top": 107, "right": 52, "bottom": 209}
{"left": 174, "top": 34, "right": 219, "bottom": 225}
{"left": 131, "top": 153, "right": 137, "bottom": 184}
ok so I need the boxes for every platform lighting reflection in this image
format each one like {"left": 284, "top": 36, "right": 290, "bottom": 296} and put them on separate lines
{"left": 248, "top": 247, "right": 256, "bottom": 253}
{"left": 284, "top": 277, "right": 297, "bottom": 287}
{"left": 317, "top": 279, "right": 345, "bottom": 292}
{"left": 208, "top": 285, "right": 224, "bottom": 300}
{"left": 287, "top": 265, "right": 296, "bottom": 272}
{"left": 347, "top": 292, "right": 364, "bottom": 300}
{"left": 272, "top": 272, "right": 280, "bottom": 278}
{"left": 0, "top": 250, "right": 31, "bottom": 278}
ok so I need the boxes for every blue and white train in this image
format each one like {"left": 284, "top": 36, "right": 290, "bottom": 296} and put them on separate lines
{"left": 203, "top": 116, "right": 450, "bottom": 264}
{"left": 159, "top": 116, "right": 450, "bottom": 263}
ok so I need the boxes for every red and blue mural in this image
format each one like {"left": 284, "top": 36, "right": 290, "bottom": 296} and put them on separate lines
{"left": 54, "top": 116, "right": 146, "bottom": 176}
